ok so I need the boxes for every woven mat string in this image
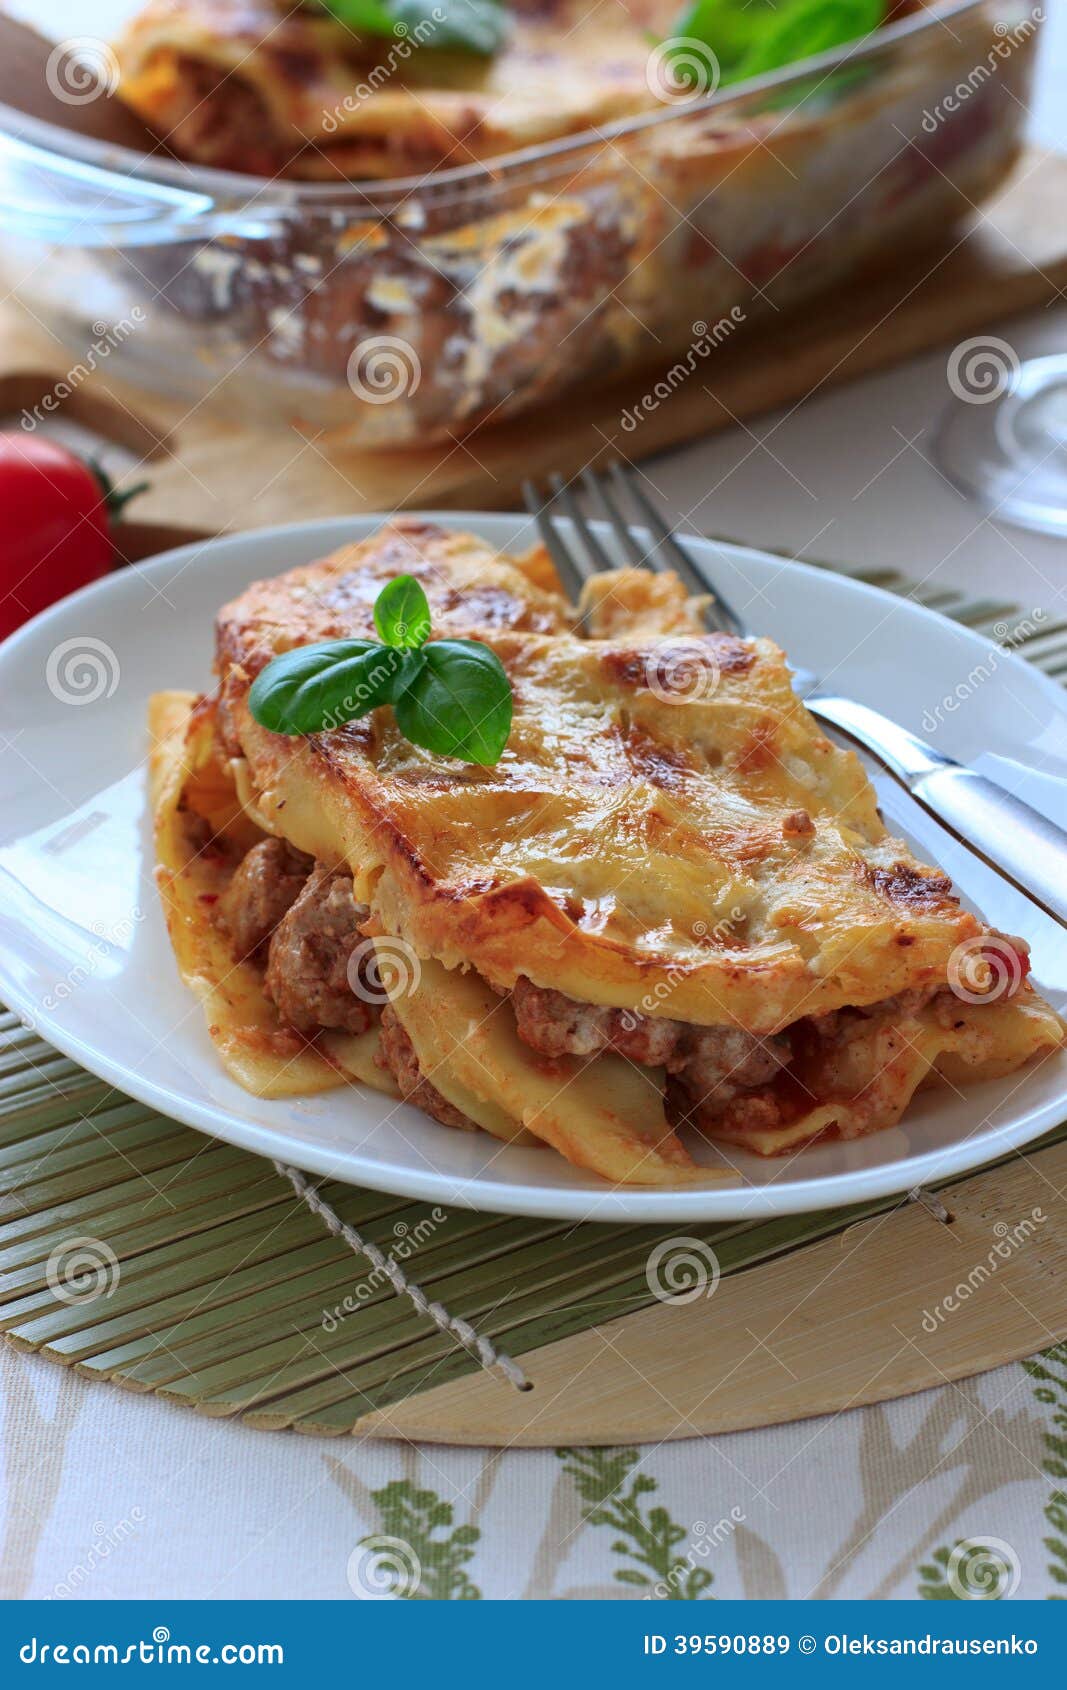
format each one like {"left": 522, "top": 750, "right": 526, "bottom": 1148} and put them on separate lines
{"left": 274, "top": 1160, "right": 531, "bottom": 1392}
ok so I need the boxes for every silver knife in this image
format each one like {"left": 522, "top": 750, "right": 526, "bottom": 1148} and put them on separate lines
{"left": 807, "top": 694, "right": 1067, "bottom": 928}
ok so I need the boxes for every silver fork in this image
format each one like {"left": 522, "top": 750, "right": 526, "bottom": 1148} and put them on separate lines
{"left": 522, "top": 464, "right": 1067, "bottom": 928}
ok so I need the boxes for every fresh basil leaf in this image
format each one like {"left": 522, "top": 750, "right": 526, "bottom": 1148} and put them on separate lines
{"left": 320, "top": 0, "right": 509, "bottom": 54}
{"left": 672, "top": 0, "right": 760, "bottom": 78}
{"left": 392, "top": 0, "right": 510, "bottom": 53}
{"left": 249, "top": 639, "right": 409, "bottom": 735}
{"left": 671, "top": 0, "right": 885, "bottom": 88}
{"left": 736, "top": 0, "right": 885, "bottom": 80}
{"left": 374, "top": 574, "right": 432, "bottom": 650}
{"left": 393, "top": 639, "right": 512, "bottom": 766}
{"left": 319, "top": 0, "right": 397, "bottom": 36}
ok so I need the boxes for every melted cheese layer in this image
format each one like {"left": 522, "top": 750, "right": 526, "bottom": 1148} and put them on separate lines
{"left": 218, "top": 520, "right": 987, "bottom": 1034}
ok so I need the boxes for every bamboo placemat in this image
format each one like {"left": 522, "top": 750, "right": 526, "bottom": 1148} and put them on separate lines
{"left": 1, "top": 563, "right": 1065, "bottom": 1442}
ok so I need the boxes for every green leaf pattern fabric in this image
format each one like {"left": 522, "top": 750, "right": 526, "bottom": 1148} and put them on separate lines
{"left": 3, "top": 1346, "right": 1067, "bottom": 1596}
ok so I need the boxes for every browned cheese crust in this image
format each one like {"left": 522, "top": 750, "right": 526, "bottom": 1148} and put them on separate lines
{"left": 214, "top": 518, "right": 985, "bottom": 1037}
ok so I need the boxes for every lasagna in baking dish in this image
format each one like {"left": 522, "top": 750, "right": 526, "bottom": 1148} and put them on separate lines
{"left": 114, "top": 0, "right": 932, "bottom": 181}
{"left": 150, "top": 521, "right": 1064, "bottom": 1186}
{"left": 115, "top": 0, "right": 691, "bottom": 179}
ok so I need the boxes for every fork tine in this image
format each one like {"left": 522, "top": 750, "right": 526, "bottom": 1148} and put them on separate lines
{"left": 549, "top": 473, "right": 616, "bottom": 576}
{"left": 612, "top": 463, "right": 745, "bottom": 638}
{"left": 581, "top": 468, "right": 648, "bottom": 569}
{"left": 610, "top": 464, "right": 703, "bottom": 591}
{"left": 521, "top": 479, "right": 586, "bottom": 604}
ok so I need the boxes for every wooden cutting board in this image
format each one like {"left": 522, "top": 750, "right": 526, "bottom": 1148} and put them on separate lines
{"left": 2, "top": 147, "right": 1066, "bottom": 554}
{"left": 360, "top": 1140, "right": 1067, "bottom": 1446}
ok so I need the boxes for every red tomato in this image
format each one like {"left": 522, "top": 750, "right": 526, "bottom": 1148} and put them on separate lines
{"left": 0, "top": 435, "right": 143, "bottom": 641}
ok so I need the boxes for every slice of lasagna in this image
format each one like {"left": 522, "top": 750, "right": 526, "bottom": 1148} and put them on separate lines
{"left": 114, "top": 0, "right": 685, "bottom": 180}
{"left": 150, "top": 519, "right": 1064, "bottom": 1185}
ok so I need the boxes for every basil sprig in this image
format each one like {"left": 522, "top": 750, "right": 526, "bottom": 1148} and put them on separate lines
{"left": 248, "top": 574, "right": 513, "bottom": 767}
{"left": 671, "top": 0, "right": 885, "bottom": 88}
{"left": 319, "top": 0, "right": 510, "bottom": 55}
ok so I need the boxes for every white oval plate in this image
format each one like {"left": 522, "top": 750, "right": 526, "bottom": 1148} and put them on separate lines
{"left": 1, "top": 513, "right": 1065, "bottom": 1223}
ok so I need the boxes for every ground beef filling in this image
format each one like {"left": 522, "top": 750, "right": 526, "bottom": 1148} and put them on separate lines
{"left": 220, "top": 842, "right": 374, "bottom": 1037}
{"left": 264, "top": 866, "right": 375, "bottom": 1036}
{"left": 510, "top": 977, "right": 791, "bottom": 1108}
{"left": 378, "top": 1006, "right": 475, "bottom": 1132}
{"left": 220, "top": 837, "right": 314, "bottom": 962}
{"left": 166, "top": 58, "right": 290, "bottom": 177}
{"left": 220, "top": 839, "right": 1032, "bottom": 1145}
{"left": 510, "top": 971, "right": 1024, "bottom": 1145}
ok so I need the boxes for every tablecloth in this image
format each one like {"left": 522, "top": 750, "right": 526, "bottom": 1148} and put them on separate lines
{"left": 3, "top": 1345, "right": 1064, "bottom": 1599}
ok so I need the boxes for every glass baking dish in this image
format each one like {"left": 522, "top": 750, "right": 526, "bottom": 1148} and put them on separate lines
{"left": 0, "top": 0, "right": 1043, "bottom": 449}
